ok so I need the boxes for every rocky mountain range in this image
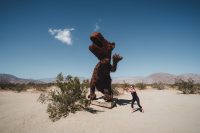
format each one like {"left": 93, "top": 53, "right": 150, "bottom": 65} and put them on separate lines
{"left": 112, "top": 73, "right": 200, "bottom": 84}
{"left": 1, "top": 73, "right": 200, "bottom": 84}
{"left": 0, "top": 74, "right": 43, "bottom": 84}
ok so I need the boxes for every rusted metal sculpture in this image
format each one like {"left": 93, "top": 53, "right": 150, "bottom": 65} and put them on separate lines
{"left": 88, "top": 32, "right": 123, "bottom": 102}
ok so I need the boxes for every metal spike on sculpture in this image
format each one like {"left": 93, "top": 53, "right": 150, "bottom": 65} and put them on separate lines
{"left": 88, "top": 32, "right": 123, "bottom": 102}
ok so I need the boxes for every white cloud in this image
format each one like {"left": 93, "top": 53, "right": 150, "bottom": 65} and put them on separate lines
{"left": 94, "top": 23, "right": 100, "bottom": 31}
{"left": 48, "top": 28, "right": 74, "bottom": 45}
{"left": 94, "top": 19, "right": 102, "bottom": 31}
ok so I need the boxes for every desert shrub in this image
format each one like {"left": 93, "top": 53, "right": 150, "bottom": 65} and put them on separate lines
{"left": 35, "top": 85, "right": 46, "bottom": 91}
{"left": 0, "top": 84, "right": 11, "bottom": 90}
{"left": 151, "top": 82, "right": 165, "bottom": 90}
{"left": 168, "top": 84, "right": 176, "bottom": 89}
{"left": 0, "top": 83, "right": 27, "bottom": 92}
{"left": 135, "top": 82, "right": 146, "bottom": 90}
{"left": 34, "top": 83, "right": 56, "bottom": 91}
{"left": 0, "top": 83, "right": 54, "bottom": 92}
{"left": 38, "top": 73, "right": 90, "bottom": 121}
{"left": 111, "top": 84, "right": 120, "bottom": 96}
{"left": 193, "top": 84, "right": 200, "bottom": 94}
{"left": 112, "top": 88, "right": 120, "bottom": 96}
{"left": 112, "top": 83, "right": 130, "bottom": 95}
{"left": 15, "top": 84, "right": 27, "bottom": 92}
{"left": 82, "top": 79, "right": 90, "bottom": 89}
{"left": 174, "top": 78, "right": 196, "bottom": 94}
{"left": 122, "top": 80, "right": 130, "bottom": 91}
{"left": 111, "top": 83, "right": 124, "bottom": 88}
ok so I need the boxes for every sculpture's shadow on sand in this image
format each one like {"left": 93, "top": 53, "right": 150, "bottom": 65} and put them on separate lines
{"left": 85, "top": 98, "right": 133, "bottom": 113}
{"left": 116, "top": 99, "right": 132, "bottom": 106}
{"left": 84, "top": 107, "right": 105, "bottom": 114}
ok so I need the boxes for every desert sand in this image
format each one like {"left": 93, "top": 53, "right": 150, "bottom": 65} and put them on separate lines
{"left": 0, "top": 89, "right": 200, "bottom": 133}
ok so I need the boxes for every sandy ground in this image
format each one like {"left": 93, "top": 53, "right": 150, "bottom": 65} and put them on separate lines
{"left": 0, "top": 89, "right": 200, "bottom": 133}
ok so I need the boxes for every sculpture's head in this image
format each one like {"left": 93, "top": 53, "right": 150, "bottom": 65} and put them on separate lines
{"left": 89, "top": 32, "right": 115, "bottom": 60}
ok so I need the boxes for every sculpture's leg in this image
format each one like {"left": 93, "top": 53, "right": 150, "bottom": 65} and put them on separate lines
{"left": 103, "top": 89, "right": 113, "bottom": 102}
{"left": 88, "top": 82, "right": 96, "bottom": 100}
{"left": 88, "top": 63, "right": 100, "bottom": 100}
{"left": 103, "top": 78, "right": 113, "bottom": 102}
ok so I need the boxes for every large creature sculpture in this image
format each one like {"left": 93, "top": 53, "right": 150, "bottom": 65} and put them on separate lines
{"left": 88, "top": 32, "right": 123, "bottom": 102}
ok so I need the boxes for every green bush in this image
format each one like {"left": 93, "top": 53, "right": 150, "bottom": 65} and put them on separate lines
{"left": 38, "top": 73, "right": 90, "bottom": 121}
{"left": 151, "top": 82, "right": 165, "bottom": 90}
{"left": 193, "top": 85, "right": 200, "bottom": 94}
{"left": 135, "top": 82, "right": 146, "bottom": 90}
{"left": 174, "top": 78, "right": 196, "bottom": 94}
{"left": 82, "top": 79, "right": 90, "bottom": 89}
{"left": 0, "top": 84, "right": 25, "bottom": 92}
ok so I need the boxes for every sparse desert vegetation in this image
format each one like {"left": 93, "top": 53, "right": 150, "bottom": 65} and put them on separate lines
{"left": 151, "top": 82, "right": 165, "bottom": 90}
{"left": 38, "top": 73, "right": 90, "bottom": 121}
{"left": 174, "top": 78, "right": 200, "bottom": 94}
{"left": 1, "top": 77, "right": 200, "bottom": 95}
{"left": 135, "top": 82, "right": 147, "bottom": 90}
{"left": 0, "top": 83, "right": 55, "bottom": 92}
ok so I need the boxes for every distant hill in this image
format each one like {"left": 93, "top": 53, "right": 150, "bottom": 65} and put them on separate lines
{"left": 1, "top": 73, "right": 200, "bottom": 84}
{"left": 112, "top": 73, "right": 200, "bottom": 84}
{"left": 0, "top": 74, "right": 43, "bottom": 84}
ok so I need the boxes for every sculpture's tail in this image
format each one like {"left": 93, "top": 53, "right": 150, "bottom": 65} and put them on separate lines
{"left": 111, "top": 54, "right": 123, "bottom": 72}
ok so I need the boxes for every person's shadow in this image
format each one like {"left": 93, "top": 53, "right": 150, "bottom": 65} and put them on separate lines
{"left": 115, "top": 99, "right": 143, "bottom": 112}
{"left": 132, "top": 108, "right": 143, "bottom": 113}
{"left": 116, "top": 98, "right": 132, "bottom": 106}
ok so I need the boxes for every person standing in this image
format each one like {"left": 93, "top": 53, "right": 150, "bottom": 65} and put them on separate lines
{"left": 129, "top": 85, "right": 144, "bottom": 113}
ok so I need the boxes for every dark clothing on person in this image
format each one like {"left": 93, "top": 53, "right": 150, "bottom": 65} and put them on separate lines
{"left": 131, "top": 91, "right": 138, "bottom": 99}
{"left": 131, "top": 92, "right": 142, "bottom": 109}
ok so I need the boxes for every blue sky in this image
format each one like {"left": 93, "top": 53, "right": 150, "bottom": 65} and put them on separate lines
{"left": 0, "top": 0, "right": 200, "bottom": 79}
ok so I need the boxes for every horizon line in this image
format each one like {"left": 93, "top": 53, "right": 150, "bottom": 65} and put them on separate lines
{"left": 1, "top": 72, "right": 200, "bottom": 80}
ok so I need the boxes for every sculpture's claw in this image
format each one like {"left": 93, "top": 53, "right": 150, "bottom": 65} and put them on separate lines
{"left": 103, "top": 94, "right": 113, "bottom": 102}
{"left": 88, "top": 93, "right": 96, "bottom": 100}
{"left": 113, "top": 54, "right": 123, "bottom": 64}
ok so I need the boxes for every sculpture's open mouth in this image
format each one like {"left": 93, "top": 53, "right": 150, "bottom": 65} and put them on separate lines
{"left": 90, "top": 37, "right": 103, "bottom": 47}
{"left": 90, "top": 32, "right": 103, "bottom": 48}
